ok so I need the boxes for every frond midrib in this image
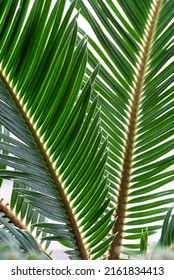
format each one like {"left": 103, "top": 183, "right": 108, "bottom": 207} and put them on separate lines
{"left": 0, "top": 72, "right": 89, "bottom": 260}
{"left": 108, "top": 0, "right": 162, "bottom": 260}
{"left": 0, "top": 198, "right": 26, "bottom": 230}
{"left": 0, "top": 198, "right": 46, "bottom": 253}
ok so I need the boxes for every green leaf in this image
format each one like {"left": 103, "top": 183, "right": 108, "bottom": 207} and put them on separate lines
{"left": 159, "top": 207, "right": 174, "bottom": 247}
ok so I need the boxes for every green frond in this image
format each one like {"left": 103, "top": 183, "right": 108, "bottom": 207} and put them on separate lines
{"left": 0, "top": 213, "right": 49, "bottom": 260}
{"left": 148, "top": 207, "right": 174, "bottom": 259}
{"left": 1, "top": 0, "right": 173, "bottom": 260}
{"left": 9, "top": 182, "right": 51, "bottom": 249}
{"left": 72, "top": 0, "right": 174, "bottom": 259}
{"left": 159, "top": 207, "right": 174, "bottom": 247}
{"left": 0, "top": 0, "right": 113, "bottom": 259}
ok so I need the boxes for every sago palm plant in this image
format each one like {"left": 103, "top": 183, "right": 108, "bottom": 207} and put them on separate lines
{"left": 0, "top": 0, "right": 173, "bottom": 260}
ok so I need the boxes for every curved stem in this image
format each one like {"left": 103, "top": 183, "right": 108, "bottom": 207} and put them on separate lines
{"left": 0, "top": 198, "right": 27, "bottom": 230}
{"left": 0, "top": 198, "right": 47, "bottom": 252}
{"left": 108, "top": 0, "right": 162, "bottom": 260}
{"left": 0, "top": 73, "right": 89, "bottom": 260}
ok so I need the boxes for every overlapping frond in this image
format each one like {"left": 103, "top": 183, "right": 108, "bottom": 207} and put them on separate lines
{"left": 0, "top": 212, "right": 49, "bottom": 259}
{"left": 73, "top": 0, "right": 174, "bottom": 258}
{"left": 0, "top": 0, "right": 113, "bottom": 259}
{"left": 9, "top": 182, "right": 51, "bottom": 249}
{"left": 0, "top": 127, "right": 48, "bottom": 246}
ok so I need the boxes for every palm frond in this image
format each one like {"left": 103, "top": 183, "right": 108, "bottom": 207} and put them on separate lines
{"left": 72, "top": 0, "right": 174, "bottom": 258}
{"left": 9, "top": 182, "right": 51, "bottom": 249}
{"left": 159, "top": 207, "right": 174, "bottom": 247}
{"left": 150, "top": 207, "right": 174, "bottom": 259}
{"left": 0, "top": 212, "right": 50, "bottom": 260}
{"left": 0, "top": 130, "right": 51, "bottom": 249}
{"left": 0, "top": 0, "right": 113, "bottom": 259}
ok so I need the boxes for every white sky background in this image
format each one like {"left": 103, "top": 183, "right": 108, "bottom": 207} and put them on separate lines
{"left": 0, "top": 0, "right": 173, "bottom": 259}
